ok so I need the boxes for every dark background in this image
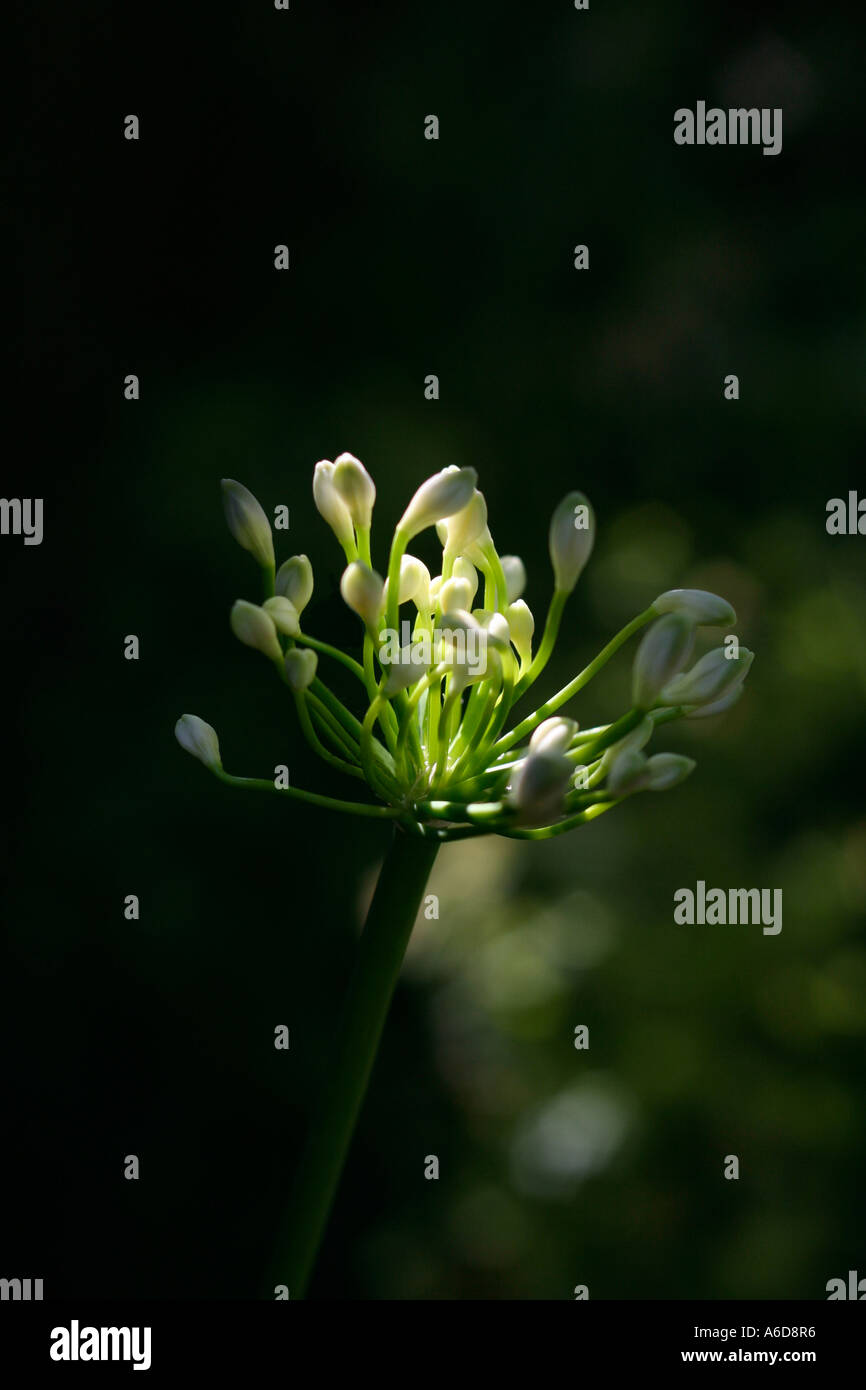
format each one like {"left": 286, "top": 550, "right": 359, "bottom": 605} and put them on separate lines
{"left": 3, "top": 0, "right": 865, "bottom": 1298}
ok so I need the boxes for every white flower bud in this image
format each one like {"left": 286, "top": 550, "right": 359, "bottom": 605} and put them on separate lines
{"left": 501, "top": 555, "right": 526, "bottom": 603}
{"left": 332, "top": 452, "right": 376, "bottom": 530}
{"left": 230, "top": 600, "right": 282, "bottom": 662}
{"left": 661, "top": 648, "right": 754, "bottom": 708}
{"left": 439, "top": 576, "right": 473, "bottom": 613}
{"left": 313, "top": 460, "right": 355, "bottom": 550}
{"left": 174, "top": 714, "right": 222, "bottom": 771}
{"left": 382, "top": 644, "right": 430, "bottom": 696}
{"left": 506, "top": 599, "right": 534, "bottom": 666}
{"left": 275, "top": 554, "right": 314, "bottom": 614}
{"left": 632, "top": 614, "right": 695, "bottom": 710}
{"left": 398, "top": 466, "right": 478, "bottom": 539}
{"left": 549, "top": 491, "right": 595, "bottom": 594}
{"left": 340, "top": 561, "right": 385, "bottom": 627}
{"left": 221, "top": 479, "right": 275, "bottom": 569}
{"left": 460, "top": 526, "right": 494, "bottom": 569}
{"left": 452, "top": 556, "right": 479, "bottom": 605}
{"left": 508, "top": 749, "right": 572, "bottom": 825}
{"left": 485, "top": 612, "right": 511, "bottom": 648}
{"left": 439, "top": 489, "right": 488, "bottom": 556}
{"left": 530, "top": 716, "right": 578, "bottom": 756}
{"left": 284, "top": 647, "right": 318, "bottom": 692}
{"left": 652, "top": 588, "right": 736, "bottom": 626}
{"left": 644, "top": 753, "right": 696, "bottom": 790}
{"left": 262, "top": 595, "right": 301, "bottom": 637}
{"left": 382, "top": 554, "right": 430, "bottom": 610}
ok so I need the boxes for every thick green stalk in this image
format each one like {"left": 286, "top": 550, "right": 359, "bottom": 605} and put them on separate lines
{"left": 268, "top": 830, "right": 439, "bottom": 1298}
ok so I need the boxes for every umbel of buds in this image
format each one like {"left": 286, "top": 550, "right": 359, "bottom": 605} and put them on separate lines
{"left": 175, "top": 454, "right": 754, "bottom": 843}
{"left": 173, "top": 451, "right": 757, "bottom": 1305}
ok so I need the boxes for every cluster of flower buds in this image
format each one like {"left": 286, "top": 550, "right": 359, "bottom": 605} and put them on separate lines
{"left": 175, "top": 458, "right": 753, "bottom": 842}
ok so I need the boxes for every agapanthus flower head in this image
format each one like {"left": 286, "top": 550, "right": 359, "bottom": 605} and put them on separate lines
{"left": 177, "top": 455, "right": 753, "bottom": 843}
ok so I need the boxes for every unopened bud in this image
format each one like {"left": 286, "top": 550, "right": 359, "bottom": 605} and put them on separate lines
{"left": 332, "top": 452, "right": 376, "bottom": 530}
{"left": 340, "top": 561, "right": 385, "bottom": 627}
{"left": 549, "top": 491, "right": 595, "bottom": 594}
{"left": 275, "top": 554, "right": 314, "bottom": 614}
{"left": 262, "top": 595, "right": 301, "bottom": 637}
{"left": 644, "top": 753, "right": 696, "bottom": 790}
{"left": 398, "top": 466, "right": 478, "bottom": 539}
{"left": 230, "top": 600, "right": 282, "bottom": 662}
{"left": 452, "top": 556, "right": 479, "bottom": 605}
{"left": 439, "top": 576, "right": 473, "bottom": 613}
{"left": 632, "top": 614, "right": 695, "bottom": 710}
{"left": 284, "top": 647, "right": 318, "bottom": 692}
{"left": 685, "top": 685, "right": 745, "bottom": 719}
{"left": 501, "top": 555, "right": 526, "bottom": 603}
{"left": 652, "top": 588, "right": 736, "bottom": 626}
{"left": 530, "top": 717, "right": 578, "bottom": 756}
{"left": 506, "top": 599, "right": 534, "bottom": 666}
{"left": 313, "top": 460, "right": 355, "bottom": 550}
{"left": 439, "top": 489, "right": 488, "bottom": 556}
{"left": 174, "top": 714, "right": 222, "bottom": 771}
{"left": 508, "top": 749, "right": 572, "bottom": 825}
{"left": 661, "top": 647, "right": 754, "bottom": 708}
{"left": 607, "top": 748, "right": 649, "bottom": 796}
{"left": 221, "top": 479, "right": 275, "bottom": 570}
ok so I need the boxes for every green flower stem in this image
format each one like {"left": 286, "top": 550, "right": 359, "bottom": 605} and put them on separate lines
{"left": 498, "top": 798, "right": 621, "bottom": 839}
{"left": 309, "top": 678, "right": 399, "bottom": 785}
{"left": 295, "top": 692, "right": 364, "bottom": 780}
{"left": 512, "top": 589, "right": 567, "bottom": 701}
{"left": 308, "top": 698, "right": 361, "bottom": 765}
{"left": 270, "top": 829, "right": 440, "bottom": 1298}
{"left": 297, "top": 632, "right": 366, "bottom": 684}
{"left": 360, "top": 696, "right": 398, "bottom": 802}
{"left": 384, "top": 527, "right": 409, "bottom": 638}
{"left": 494, "top": 608, "right": 656, "bottom": 756}
{"left": 214, "top": 769, "right": 401, "bottom": 819}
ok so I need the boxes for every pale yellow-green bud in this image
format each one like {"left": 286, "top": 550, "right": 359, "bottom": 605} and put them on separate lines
{"left": 439, "top": 576, "right": 473, "bottom": 613}
{"left": 332, "top": 452, "right": 376, "bottom": 530}
{"left": 313, "top": 460, "right": 355, "bottom": 550}
{"left": 549, "top": 491, "right": 595, "bottom": 594}
{"left": 398, "top": 466, "right": 478, "bottom": 539}
{"left": 174, "top": 714, "right": 222, "bottom": 771}
{"left": 383, "top": 554, "right": 430, "bottom": 610}
{"left": 340, "top": 561, "right": 385, "bottom": 627}
{"left": 284, "top": 647, "right": 318, "bottom": 692}
{"left": 263, "top": 595, "right": 301, "bottom": 637}
{"left": 439, "top": 489, "right": 488, "bottom": 556}
{"left": 221, "top": 478, "right": 275, "bottom": 570}
{"left": 230, "top": 600, "right": 282, "bottom": 662}
{"left": 452, "top": 556, "right": 479, "bottom": 605}
{"left": 508, "top": 749, "right": 572, "bottom": 826}
{"left": 275, "top": 554, "right": 314, "bottom": 614}
{"left": 505, "top": 599, "right": 534, "bottom": 666}
{"left": 530, "top": 716, "right": 578, "bottom": 756}
{"left": 501, "top": 555, "right": 526, "bottom": 603}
